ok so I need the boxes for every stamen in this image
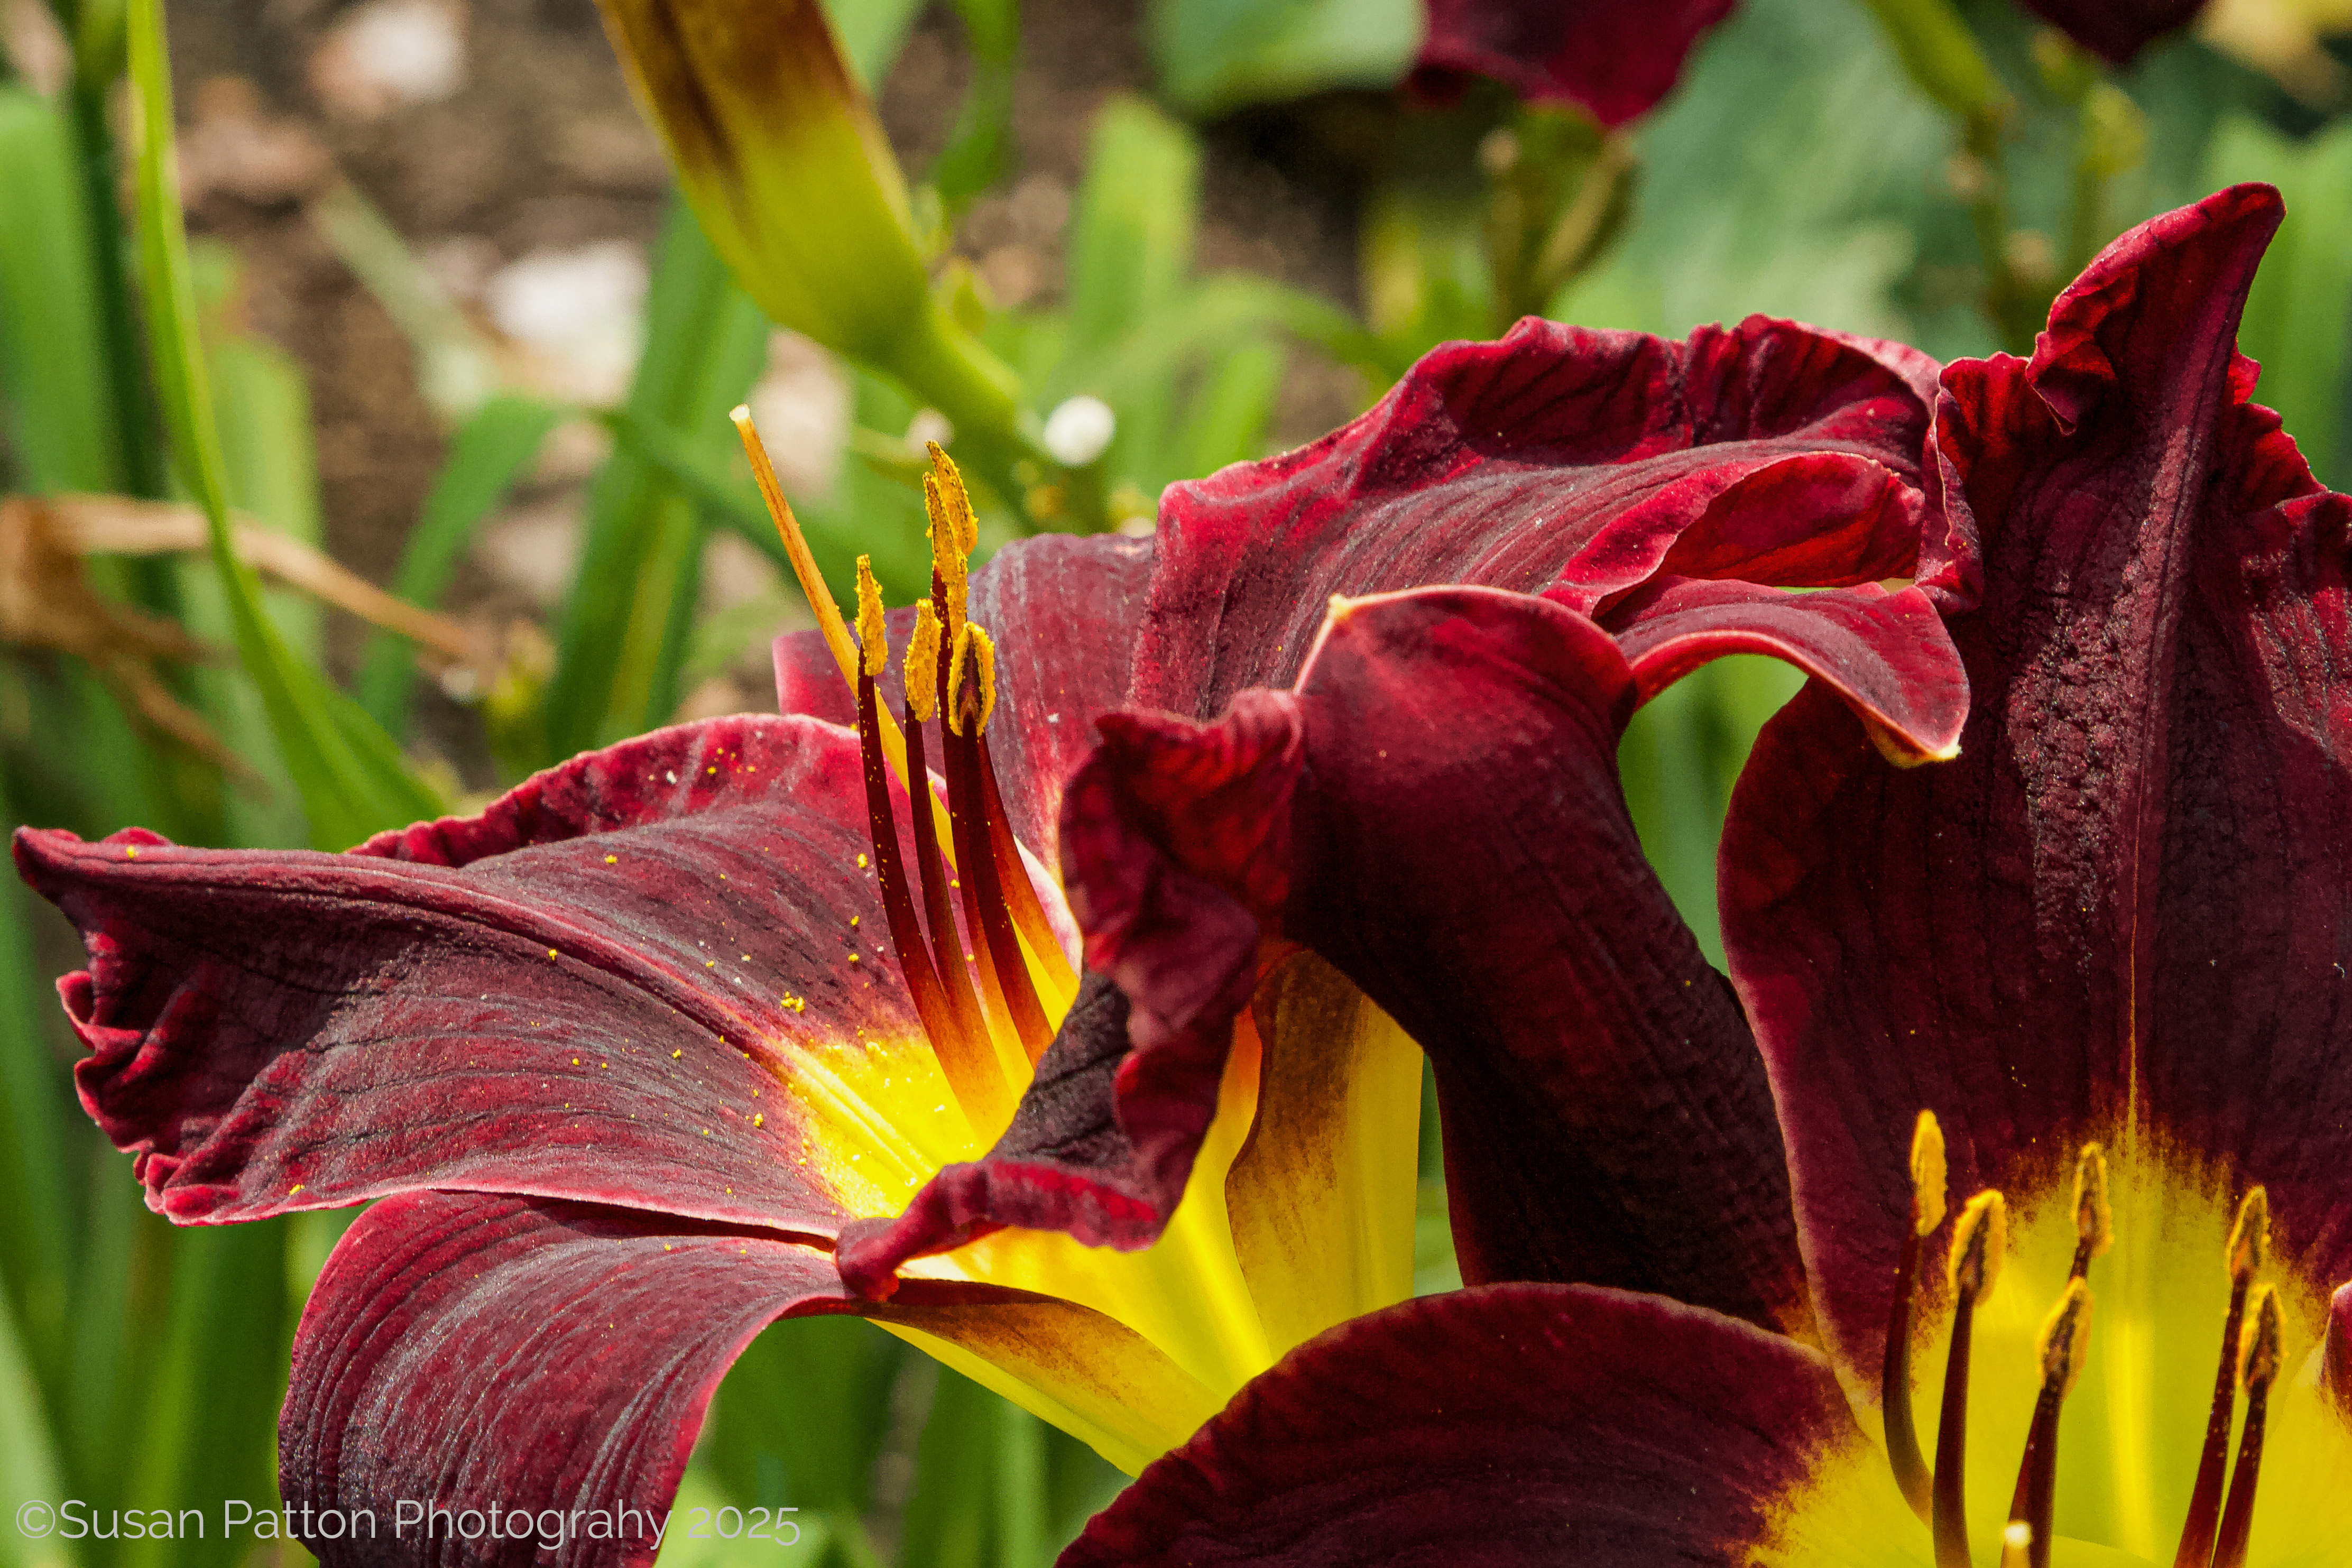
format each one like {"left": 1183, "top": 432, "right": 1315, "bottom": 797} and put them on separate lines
{"left": 905, "top": 603, "right": 941, "bottom": 723}
{"left": 2209, "top": 1285, "right": 2283, "bottom": 1568}
{"left": 896, "top": 658, "right": 999, "bottom": 1086}
{"left": 2000, "top": 1522, "right": 2033, "bottom": 1568}
{"left": 2173, "top": 1186, "right": 2268, "bottom": 1568}
{"left": 852, "top": 560, "right": 1007, "bottom": 1129}
{"left": 943, "top": 620, "right": 1053, "bottom": 1058}
{"left": 2071, "top": 1141, "right": 2113, "bottom": 1279}
{"left": 1934, "top": 1189, "right": 2006, "bottom": 1568}
{"left": 1884, "top": 1110, "right": 1947, "bottom": 1519}
{"left": 2007, "top": 1278, "right": 2093, "bottom": 1568}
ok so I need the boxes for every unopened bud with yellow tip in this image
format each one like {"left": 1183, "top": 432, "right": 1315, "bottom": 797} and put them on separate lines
{"left": 1950, "top": 1189, "right": 2007, "bottom": 1300}
{"left": 1910, "top": 1110, "right": 1947, "bottom": 1236}
{"left": 595, "top": 0, "right": 1022, "bottom": 447}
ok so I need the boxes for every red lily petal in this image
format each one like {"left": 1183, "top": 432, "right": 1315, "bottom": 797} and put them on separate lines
{"left": 1136, "top": 315, "right": 1963, "bottom": 754}
{"left": 14, "top": 716, "right": 929, "bottom": 1233}
{"left": 1602, "top": 577, "right": 1963, "bottom": 758}
{"left": 773, "top": 532, "right": 1157, "bottom": 854}
{"left": 284, "top": 1189, "right": 1138, "bottom": 1567}
{"left": 1060, "top": 1283, "right": 1856, "bottom": 1567}
{"left": 2017, "top": 0, "right": 2205, "bottom": 65}
{"left": 847, "top": 587, "right": 1806, "bottom": 1329}
{"left": 283, "top": 1192, "right": 859, "bottom": 1567}
{"left": 1412, "top": 0, "right": 1740, "bottom": 127}
{"left": 1722, "top": 185, "right": 2352, "bottom": 1391}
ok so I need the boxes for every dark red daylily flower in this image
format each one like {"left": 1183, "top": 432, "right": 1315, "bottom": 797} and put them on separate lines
{"left": 16, "top": 305, "right": 1966, "bottom": 1562}
{"left": 881, "top": 183, "right": 2352, "bottom": 1565}
{"left": 2019, "top": 0, "right": 2208, "bottom": 65}
{"left": 1411, "top": 0, "right": 1740, "bottom": 126}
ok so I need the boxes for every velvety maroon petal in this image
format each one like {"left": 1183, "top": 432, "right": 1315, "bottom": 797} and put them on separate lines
{"left": 283, "top": 1191, "right": 857, "bottom": 1567}
{"left": 2017, "top": 0, "right": 2206, "bottom": 65}
{"left": 2328, "top": 1282, "right": 2351, "bottom": 1414}
{"left": 13, "top": 716, "right": 928, "bottom": 1232}
{"left": 773, "top": 532, "right": 1157, "bottom": 855}
{"left": 852, "top": 587, "right": 1806, "bottom": 1328}
{"left": 1413, "top": 0, "right": 1739, "bottom": 127}
{"left": 1060, "top": 1282, "right": 1855, "bottom": 1567}
{"left": 283, "top": 1189, "right": 1073, "bottom": 1567}
{"left": 1136, "top": 315, "right": 1962, "bottom": 753}
{"left": 1721, "top": 185, "right": 2352, "bottom": 1391}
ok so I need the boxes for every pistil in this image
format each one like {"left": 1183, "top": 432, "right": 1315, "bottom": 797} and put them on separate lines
{"left": 1933, "top": 1189, "right": 2007, "bottom": 1568}
{"left": 1884, "top": 1110, "right": 1948, "bottom": 1519}
{"left": 2173, "top": 1187, "right": 2270, "bottom": 1568}
{"left": 2209, "top": 1285, "right": 2282, "bottom": 1568}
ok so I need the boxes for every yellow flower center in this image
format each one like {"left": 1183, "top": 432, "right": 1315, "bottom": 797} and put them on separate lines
{"left": 1765, "top": 1128, "right": 2352, "bottom": 1567}
{"left": 734, "top": 413, "right": 1423, "bottom": 1473}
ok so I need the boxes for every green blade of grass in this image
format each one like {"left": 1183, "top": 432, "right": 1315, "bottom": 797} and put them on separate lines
{"left": 125, "top": 0, "right": 441, "bottom": 847}
{"left": 0, "top": 1284, "right": 77, "bottom": 1568}
{"left": 541, "top": 201, "right": 769, "bottom": 763}
{"left": 0, "top": 84, "right": 126, "bottom": 493}
{"left": 356, "top": 393, "right": 564, "bottom": 735}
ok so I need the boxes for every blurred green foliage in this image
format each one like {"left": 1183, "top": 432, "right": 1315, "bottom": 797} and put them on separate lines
{"left": 4, "top": 0, "right": 2352, "bottom": 1562}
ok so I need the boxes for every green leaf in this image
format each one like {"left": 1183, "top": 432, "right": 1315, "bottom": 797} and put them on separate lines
{"left": 2202, "top": 115, "right": 2352, "bottom": 488}
{"left": 898, "top": 1367, "right": 999, "bottom": 1568}
{"left": 1148, "top": 0, "right": 1418, "bottom": 118}
{"left": 125, "top": 0, "right": 442, "bottom": 847}
{"left": 356, "top": 394, "right": 564, "bottom": 734}
{"left": 1177, "top": 339, "right": 1283, "bottom": 477}
{"left": 0, "top": 769, "right": 73, "bottom": 1412}
{"left": 1065, "top": 98, "right": 1199, "bottom": 362}
{"left": 0, "top": 1285, "right": 76, "bottom": 1568}
{"left": 117, "top": 1222, "right": 289, "bottom": 1568}
{"left": 0, "top": 84, "right": 126, "bottom": 492}
{"left": 821, "top": 0, "right": 928, "bottom": 88}
{"left": 706, "top": 1316, "right": 903, "bottom": 1517}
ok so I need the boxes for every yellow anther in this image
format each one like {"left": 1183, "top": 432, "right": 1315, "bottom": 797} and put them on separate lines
{"left": 906, "top": 601, "right": 942, "bottom": 722}
{"left": 855, "top": 556, "right": 888, "bottom": 679}
{"left": 1911, "top": 1110, "right": 1948, "bottom": 1235}
{"left": 2036, "top": 1277, "right": 2094, "bottom": 1395}
{"left": 2000, "top": 1521, "right": 2033, "bottom": 1568}
{"left": 1949, "top": 1188, "right": 2007, "bottom": 1299}
{"left": 2072, "top": 1142, "right": 2113, "bottom": 1258}
{"left": 927, "top": 441, "right": 979, "bottom": 554}
{"left": 947, "top": 622, "right": 997, "bottom": 736}
{"left": 2238, "top": 1284, "right": 2283, "bottom": 1390}
{"left": 2226, "top": 1187, "right": 2271, "bottom": 1282}
{"left": 923, "top": 445, "right": 976, "bottom": 632}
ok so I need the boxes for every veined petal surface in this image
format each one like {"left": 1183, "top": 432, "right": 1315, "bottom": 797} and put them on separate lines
{"left": 15, "top": 715, "right": 961, "bottom": 1233}
{"left": 1722, "top": 183, "right": 2352, "bottom": 1389}
{"left": 1136, "top": 315, "right": 1963, "bottom": 757}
